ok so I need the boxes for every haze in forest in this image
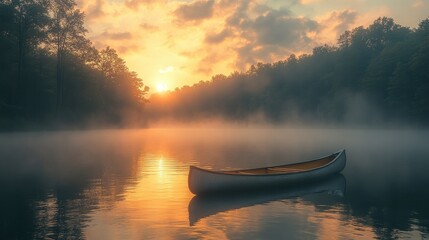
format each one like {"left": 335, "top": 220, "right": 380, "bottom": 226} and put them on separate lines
{"left": 140, "top": 17, "right": 429, "bottom": 127}
{"left": 1, "top": 0, "right": 428, "bottom": 130}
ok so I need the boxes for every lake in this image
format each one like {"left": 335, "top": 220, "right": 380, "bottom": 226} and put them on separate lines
{"left": 1, "top": 128, "right": 429, "bottom": 239}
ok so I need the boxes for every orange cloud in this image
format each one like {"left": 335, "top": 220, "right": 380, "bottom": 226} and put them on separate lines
{"left": 174, "top": 0, "right": 215, "bottom": 24}
{"left": 199, "top": 1, "right": 319, "bottom": 71}
{"left": 140, "top": 22, "right": 159, "bottom": 32}
{"left": 205, "top": 28, "right": 233, "bottom": 44}
{"left": 124, "top": 0, "right": 161, "bottom": 9}
{"left": 98, "top": 31, "right": 133, "bottom": 40}
{"left": 314, "top": 10, "right": 358, "bottom": 45}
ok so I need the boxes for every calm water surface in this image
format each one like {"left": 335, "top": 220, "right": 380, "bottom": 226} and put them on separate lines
{"left": 1, "top": 128, "right": 429, "bottom": 239}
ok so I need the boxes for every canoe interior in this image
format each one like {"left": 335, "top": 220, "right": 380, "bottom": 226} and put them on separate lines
{"left": 217, "top": 152, "right": 338, "bottom": 175}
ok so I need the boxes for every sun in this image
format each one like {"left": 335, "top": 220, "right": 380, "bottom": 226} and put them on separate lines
{"left": 156, "top": 83, "right": 168, "bottom": 93}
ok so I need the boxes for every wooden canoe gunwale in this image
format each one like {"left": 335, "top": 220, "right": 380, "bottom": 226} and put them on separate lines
{"left": 190, "top": 149, "right": 344, "bottom": 177}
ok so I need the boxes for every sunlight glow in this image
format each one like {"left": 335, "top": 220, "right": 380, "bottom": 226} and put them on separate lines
{"left": 159, "top": 66, "right": 174, "bottom": 74}
{"left": 156, "top": 83, "right": 168, "bottom": 93}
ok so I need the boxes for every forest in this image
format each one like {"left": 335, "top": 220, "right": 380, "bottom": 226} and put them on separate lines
{"left": 0, "top": 0, "right": 149, "bottom": 130}
{"left": 148, "top": 17, "right": 429, "bottom": 126}
{"left": 1, "top": 1, "right": 428, "bottom": 130}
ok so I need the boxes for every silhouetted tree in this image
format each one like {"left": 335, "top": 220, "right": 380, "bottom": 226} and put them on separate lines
{"left": 0, "top": 0, "right": 149, "bottom": 130}
{"left": 47, "top": 0, "right": 87, "bottom": 112}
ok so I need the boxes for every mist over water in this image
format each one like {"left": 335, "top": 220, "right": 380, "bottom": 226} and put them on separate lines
{"left": 1, "top": 127, "right": 429, "bottom": 239}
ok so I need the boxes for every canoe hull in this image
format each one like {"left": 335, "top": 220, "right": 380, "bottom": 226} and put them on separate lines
{"left": 188, "top": 149, "right": 346, "bottom": 195}
{"left": 188, "top": 174, "right": 346, "bottom": 225}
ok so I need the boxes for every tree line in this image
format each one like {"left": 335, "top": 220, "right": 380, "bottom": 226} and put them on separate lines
{"left": 0, "top": 0, "right": 149, "bottom": 130}
{"left": 148, "top": 17, "right": 429, "bottom": 126}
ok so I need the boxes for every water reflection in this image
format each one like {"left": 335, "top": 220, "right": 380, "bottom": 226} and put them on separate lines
{"left": 189, "top": 174, "right": 346, "bottom": 226}
{"left": 0, "top": 128, "right": 429, "bottom": 239}
{"left": 0, "top": 130, "right": 141, "bottom": 239}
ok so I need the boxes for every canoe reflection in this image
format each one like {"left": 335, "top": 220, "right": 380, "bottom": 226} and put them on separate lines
{"left": 188, "top": 174, "right": 346, "bottom": 226}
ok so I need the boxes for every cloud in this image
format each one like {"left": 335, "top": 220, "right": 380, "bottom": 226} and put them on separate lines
{"left": 117, "top": 45, "right": 140, "bottom": 54}
{"left": 234, "top": 44, "right": 293, "bottom": 70}
{"left": 140, "top": 22, "right": 159, "bottom": 32}
{"left": 205, "top": 28, "right": 233, "bottom": 44}
{"left": 174, "top": 0, "right": 215, "bottom": 22}
{"left": 251, "top": 9, "right": 319, "bottom": 46}
{"left": 412, "top": 0, "right": 424, "bottom": 8}
{"left": 124, "top": 0, "right": 160, "bottom": 9}
{"left": 172, "top": 1, "right": 322, "bottom": 77}
{"left": 327, "top": 10, "right": 358, "bottom": 34}
{"left": 197, "top": 52, "right": 221, "bottom": 74}
{"left": 225, "top": 0, "right": 252, "bottom": 26}
{"left": 215, "top": 2, "right": 320, "bottom": 69}
{"left": 91, "top": 30, "right": 138, "bottom": 53}
{"left": 312, "top": 9, "right": 358, "bottom": 46}
{"left": 98, "top": 31, "right": 133, "bottom": 40}
{"left": 77, "top": 0, "right": 109, "bottom": 22}
{"left": 299, "top": 0, "right": 321, "bottom": 4}
{"left": 86, "top": 0, "right": 106, "bottom": 20}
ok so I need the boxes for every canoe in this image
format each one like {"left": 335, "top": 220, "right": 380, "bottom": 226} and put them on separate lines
{"left": 188, "top": 149, "right": 346, "bottom": 195}
{"left": 188, "top": 174, "right": 346, "bottom": 226}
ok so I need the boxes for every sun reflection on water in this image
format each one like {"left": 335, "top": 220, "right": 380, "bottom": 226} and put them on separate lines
{"left": 158, "top": 157, "right": 164, "bottom": 179}
{"left": 86, "top": 153, "right": 194, "bottom": 239}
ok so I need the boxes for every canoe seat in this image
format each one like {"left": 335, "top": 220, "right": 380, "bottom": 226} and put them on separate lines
{"left": 237, "top": 171, "right": 258, "bottom": 175}
{"left": 267, "top": 167, "right": 302, "bottom": 173}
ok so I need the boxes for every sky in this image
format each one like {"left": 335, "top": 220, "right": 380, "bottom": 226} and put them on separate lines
{"left": 75, "top": 0, "right": 429, "bottom": 92}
